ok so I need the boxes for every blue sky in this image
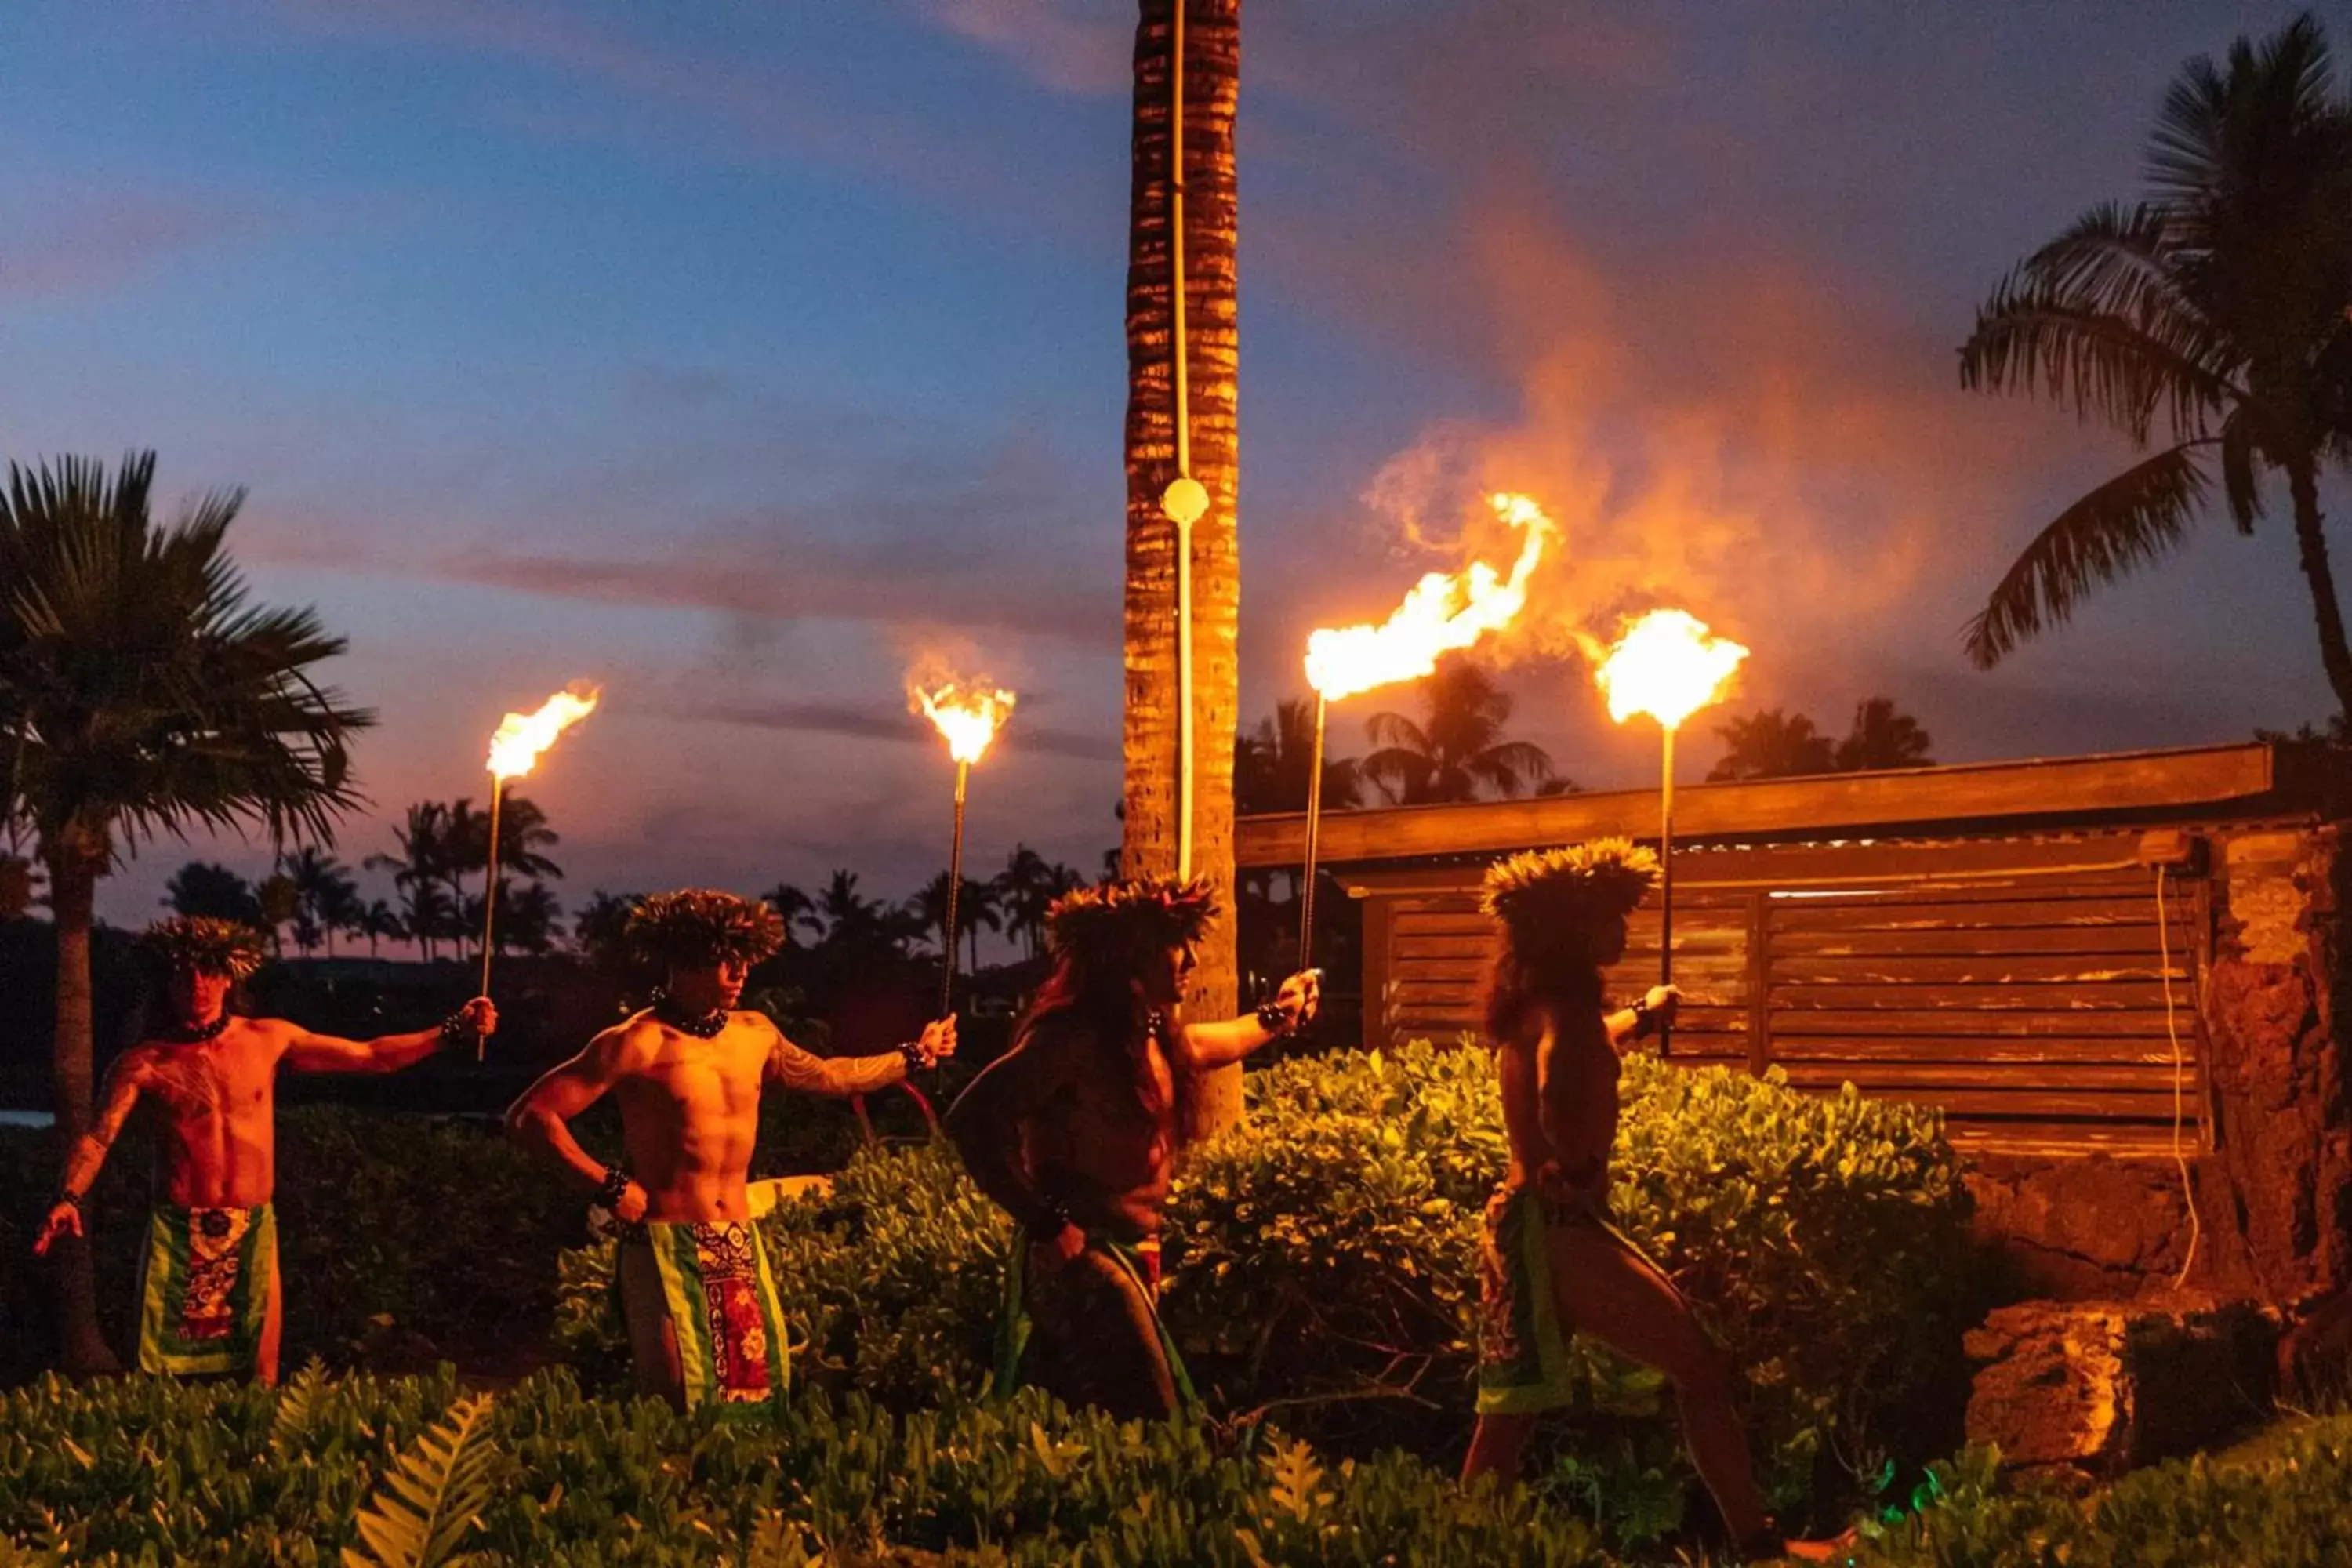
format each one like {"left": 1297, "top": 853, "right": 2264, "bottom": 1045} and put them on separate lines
{"left": 0, "top": 0, "right": 2324, "bottom": 936}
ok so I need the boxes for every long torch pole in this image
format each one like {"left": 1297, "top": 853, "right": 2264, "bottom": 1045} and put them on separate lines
{"left": 1298, "top": 693, "right": 1328, "bottom": 971}
{"left": 477, "top": 776, "right": 504, "bottom": 1062}
{"left": 942, "top": 760, "right": 969, "bottom": 1018}
{"left": 1657, "top": 723, "right": 1675, "bottom": 1058}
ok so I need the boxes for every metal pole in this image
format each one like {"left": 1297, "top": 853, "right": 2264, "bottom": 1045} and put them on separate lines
{"left": 477, "top": 777, "right": 503, "bottom": 1061}
{"left": 1657, "top": 724, "right": 1675, "bottom": 1058}
{"left": 1169, "top": 0, "right": 1196, "bottom": 884}
{"left": 942, "top": 760, "right": 969, "bottom": 1017}
{"left": 1298, "top": 693, "right": 1327, "bottom": 970}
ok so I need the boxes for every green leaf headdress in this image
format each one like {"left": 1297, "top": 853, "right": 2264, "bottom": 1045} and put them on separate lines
{"left": 141, "top": 916, "right": 269, "bottom": 980}
{"left": 1480, "top": 837, "right": 1660, "bottom": 938}
{"left": 625, "top": 889, "right": 786, "bottom": 967}
{"left": 1046, "top": 874, "right": 1219, "bottom": 963}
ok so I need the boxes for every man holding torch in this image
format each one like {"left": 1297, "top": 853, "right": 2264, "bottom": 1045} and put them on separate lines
{"left": 947, "top": 875, "right": 1319, "bottom": 1421}
{"left": 31, "top": 916, "right": 494, "bottom": 1384}
{"left": 1460, "top": 844, "right": 1842, "bottom": 1561}
{"left": 504, "top": 889, "right": 956, "bottom": 1411}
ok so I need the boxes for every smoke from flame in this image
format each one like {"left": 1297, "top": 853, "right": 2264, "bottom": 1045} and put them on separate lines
{"left": 487, "top": 681, "right": 603, "bottom": 781}
{"left": 1593, "top": 610, "right": 1748, "bottom": 731}
{"left": 1304, "top": 492, "right": 1556, "bottom": 702}
{"left": 909, "top": 667, "right": 1017, "bottom": 765}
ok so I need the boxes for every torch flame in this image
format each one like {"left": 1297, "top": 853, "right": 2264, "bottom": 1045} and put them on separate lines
{"left": 909, "top": 673, "right": 1017, "bottom": 765}
{"left": 1594, "top": 610, "right": 1748, "bottom": 731}
{"left": 1303, "top": 492, "right": 1556, "bottom": 702}
{"left": 487, "top": 681, "right": 603, "bottom": 781}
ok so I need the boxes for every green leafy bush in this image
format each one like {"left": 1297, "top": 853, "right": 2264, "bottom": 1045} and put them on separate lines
{"left": 0, "top": 1368, "right": 1609, "bottom": 1566}
{"left": 557, "top": 1042, "right": 1981, "bottom": 1543}
{"left": 1853, "top": 1421, "right": 2352, "bottom": 1567}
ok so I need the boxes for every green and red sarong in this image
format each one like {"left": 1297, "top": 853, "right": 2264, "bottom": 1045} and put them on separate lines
{"left": 638, "top": 1218, "right": 789, "bottom": 1410}
{"left": 136, "top": 1203, "right": 274, "bottom": 1377}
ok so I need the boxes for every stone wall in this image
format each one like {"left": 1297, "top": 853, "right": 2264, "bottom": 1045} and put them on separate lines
{"left": 1961, "top": 822, "right": 2351, "bottom": 1312}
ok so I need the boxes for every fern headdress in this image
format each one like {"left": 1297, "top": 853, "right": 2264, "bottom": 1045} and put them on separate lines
{"left": 1480, "top": 838, "right": 1660, "bottom": 937}
{"left": 1046, "top": 874, "right": 1219, "bottom": 962}
{"left": 626, "top": 889, "right": 786, "bottom": 967}
{"left": 142, "top": 916, "right": 269, "bottom": 981}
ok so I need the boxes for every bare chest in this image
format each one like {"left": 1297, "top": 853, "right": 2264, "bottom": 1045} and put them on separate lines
{"left": 141, "top": 1035, "right": 277, "bottom": 1134}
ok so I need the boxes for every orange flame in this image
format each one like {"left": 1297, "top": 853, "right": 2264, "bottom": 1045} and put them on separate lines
{"left": 909, "top": 670, "right": 1016, "bottom": 765}
{"left": 1303, "top": 492, "right": 1556, "bottom": 702}
{"left": 487, "top": 681, "right": 602, "bottom": 781}
{"left": 1594, "top": 610, "right": 1748, "bottom": 731}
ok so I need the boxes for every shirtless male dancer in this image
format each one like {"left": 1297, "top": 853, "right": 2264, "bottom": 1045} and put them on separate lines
{"left": 505, "top": 888, "right": 956, "bottom": 1411}
{"left": 948, "top": 874, "right": 1319, "bottom": 1421}
{"left": 1460, "top": 840, "right": 1842, "bottom": 1562}
{"left": 32, "top": 916, "right": 495, "bottom": 1384}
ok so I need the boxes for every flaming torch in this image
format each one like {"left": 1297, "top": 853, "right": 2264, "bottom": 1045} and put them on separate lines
{"left": 1592, "top": 611, "right": 1747, "bottom": 1054}
{"left": 479, "top": 681, "right": 601, "bottom": 1054}
{"left": 1297, "top": 492, "right": 1555, "bottom": 967}
{"left": 909, "top": 670, "right": 1016, "bottom": 1015}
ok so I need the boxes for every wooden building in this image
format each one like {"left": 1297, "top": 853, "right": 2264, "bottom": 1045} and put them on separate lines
{"left": 1239, "top": 741, "right": 2352, "bottom": 1304}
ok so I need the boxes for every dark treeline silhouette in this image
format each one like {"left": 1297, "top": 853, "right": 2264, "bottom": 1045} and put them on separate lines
{"left": 1708, "top": 697, "right": 1936, "bottom": 782}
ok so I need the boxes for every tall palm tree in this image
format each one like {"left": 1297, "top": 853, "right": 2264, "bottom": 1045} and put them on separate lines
{"left": 1123, "top": 0, "right": 1244, "bottom": 1132}
{"left": 162, "top": 860, "right": 263, "bottom": 924}
{"left": 1233, "top": 698, "right": 1363, "bottom": 816}
{"left": 358, "top": 898, "right": 405, "bottom": 960}
{"left": 1959, "top": 15, "right": 2352, "bottom": 715}
{"left": 1708, "top": 709, "right": 1838, "bottom": 782}
{"left": 993, "top": 844, "right": 1082, "bottom": 960}
{"left": 761, "top": 881, "right": 822, "bottom": 945}
{"left": 909, "top": 870, "right": 1004, "bottom": 969}
{"left": 1363, "top": 660, "right": 1555, "bottom": 805}
{"left": 469, "top": 880, "right": 562, "bottom": 956}
{"left": 366, "top": 803, "right": 452, "bottom": 960}
{"left": 286, "top": 845, "right": 358, "bottom": 958}
{"left": 1835, "top": 697, "right": 1936, "bottom": 771}
{"left": 0, "top": 451, "right": 368, "bottom": 1371}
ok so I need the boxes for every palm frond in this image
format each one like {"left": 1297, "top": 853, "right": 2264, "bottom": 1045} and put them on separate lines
{"left": 1960, "top": 207, "right": 2239, "bottom": 445}
{"left": 1963, "top": 441, "right": 2216, "bottom": 668}
{"left": 2220, "top": 408, "right": 2264, "bottom": 533}
{"left": 341, "top": 1392, "right": 500, "bottom": 1568}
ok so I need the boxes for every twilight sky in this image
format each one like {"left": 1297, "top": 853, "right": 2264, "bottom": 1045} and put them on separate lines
{"left": 0, "top": 0, "right": 2322, "bottom": 937}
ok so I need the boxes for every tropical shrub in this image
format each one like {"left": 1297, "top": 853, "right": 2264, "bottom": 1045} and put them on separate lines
{"left": 1853, "top": 1421, "right": 2352, "bottom": 1568}
{"left": 557, "top": 1041, "right": 1982, "bottom": 1541}
{"left": 0, "top": 1367, "right": 1609, "bottom": 1566}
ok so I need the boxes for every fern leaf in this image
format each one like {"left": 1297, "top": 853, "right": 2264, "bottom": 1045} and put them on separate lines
{"left": 271, "top": 1357, "right": 331, "bottom": 1457}
{"left": 341, "top": 1393, "right": 499, "bottom": 1568}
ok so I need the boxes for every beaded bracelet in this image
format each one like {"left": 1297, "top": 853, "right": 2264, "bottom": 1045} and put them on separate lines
{"left": 898, "top": 1039, "right": 930, "bottom": 1075}
{"left": 595, "top": 1165, "right": 632, "bottom": 1210}
{"left": 1255, "top": 998, "right": 1293, "bottom": 1036}
{"left": 438, "top": 1012, "right": 476, "bottom": 1049}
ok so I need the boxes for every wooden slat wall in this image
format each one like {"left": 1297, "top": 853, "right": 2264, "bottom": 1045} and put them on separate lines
{"left": 1374, "top": 863, "right": 2206, "bottom": 1157}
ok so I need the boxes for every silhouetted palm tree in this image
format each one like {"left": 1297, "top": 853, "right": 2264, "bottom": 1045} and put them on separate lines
{"left": 1708, "top": 709, "right": 1838, "bottom": 782}
{"left": 0, "top": 450, "right": 368, "bottom": 1372}
{"left": 1835, "top": 697, "right": 1936, "bottom": 771}
{"left": 761, "top": 882, "right": 822, "bottom": 945}
{"left": 286, "top": 846, "right": 358, "bottom": 957}
{"left": 366, "top": 804, "right": 453, "bottom": 960}
{"left": 358, "top": 899, "right": 404, "bottom": 960}
{"left": 1362, "top": 660, "right": 1555, "bottom": 804}
{"left": 468, "top": 880, "right": 562, "bottom": 956}
{"left": 1960, "top": 14, "right": 2352, "bottom": 717}
{"left": 162, "top": 862, "right": 263, "bottom": 924}
{"left": 993, "top": 844, "right": 1083, "bottom": 959}
{"left": 1234, "top": 698, "right": 1363, "bottom": 815}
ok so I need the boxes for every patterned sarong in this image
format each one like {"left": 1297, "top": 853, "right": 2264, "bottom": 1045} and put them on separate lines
{"left": 1475, "top": 1184, "right": 1661, "bottom": 1415}
{"left": 136, "top": 1203, "right": 275, "bottom": 1377}
{"left": 989, "top": 1226, "right": 1196, "bottom": 1415}
{"left": 634, "top": 1218, "right": 789, "bottom": 1410}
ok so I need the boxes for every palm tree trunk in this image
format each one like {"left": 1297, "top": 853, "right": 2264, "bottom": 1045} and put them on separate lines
{"left": 1123, "top": 0, "right": 1244, "bottom": 1138}
{"left": 44, "top": 837, "right": 120, "bottom": 1374}
{"left": 2288, "top": 459, "right": 2352, "bottom": 722}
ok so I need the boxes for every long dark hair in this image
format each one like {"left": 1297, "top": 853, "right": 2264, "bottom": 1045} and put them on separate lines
{"left": 1481, "top": 920, "right": 1610, "bottom": 1044}
{"left": 1015, "top": 941, "right": 1170, "bottom": 1118}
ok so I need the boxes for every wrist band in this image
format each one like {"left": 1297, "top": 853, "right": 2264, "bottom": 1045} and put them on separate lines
{"left": 1630, "top": 1000, "right": 1654, "bottom": 1039}
{"left": 439, "top": 1012, "right": 475, "bottom": 1048}
{"left": 595, "top": 1165, "right": 631, "bottom": 1210}
{"left": 54, "top": 1189, "right": 83, "bottom": 1211}
{"left": 1033, "top": 1196, "right": 1073, "bottom": 1236}
{"left": 898, "top": 1039, "right": 929, "bottom": 1074}
{"left": 1255, "top": 998, "right": 1292, "bottom": 1036}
